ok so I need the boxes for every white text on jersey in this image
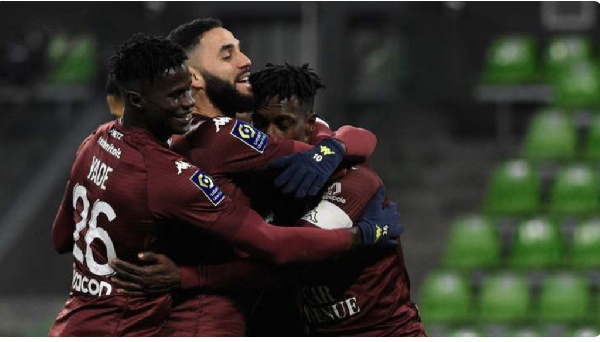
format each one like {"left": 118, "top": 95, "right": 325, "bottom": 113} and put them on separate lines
{"left": 98, "top": 136, "right": 122, "bottom": 159}
{"left": 87, "top": 156, "right": 113, "bottom": 190}
{"left": 71, "top": 269, "right": 112, "bottom": 297}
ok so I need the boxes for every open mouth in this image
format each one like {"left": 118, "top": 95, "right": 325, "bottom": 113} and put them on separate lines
{"left": 173, "top": 111, "right": 193, "bottom": 122}
{"left": 236, "top": 72, "right": 250, "bottom": 85}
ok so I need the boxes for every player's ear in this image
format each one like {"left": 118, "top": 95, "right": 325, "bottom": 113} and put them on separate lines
{"left": 305, "top": 113, "right": 317, "bottom": 135}
{"left": 188, "top": 66, "right": 204, "bottom": 91}
{"left": 126, "top": 91, "right": 143, "bottom": 110}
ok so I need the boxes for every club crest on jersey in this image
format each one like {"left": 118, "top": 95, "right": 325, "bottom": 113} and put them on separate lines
{"left": 190, "top": 170, "right": 225, "bottom": 206}
{"left": 230, "top": 120, "right": 268, "bottom": 153}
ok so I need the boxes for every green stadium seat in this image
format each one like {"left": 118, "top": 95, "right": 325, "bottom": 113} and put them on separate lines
{"left": 583, "top": 114, "right": 600, "bottom": 161}
{"left": 523, "top": 108, "right": 576, "bottom": 162}
{"left": 442, "top": 215, "right": 500, "bottom": 270}
{"left": 47, "top": 34, "right": 97, "bottom": 84}
{"left": 570, "top": 220, "right": 600, "bottom": 269}
{"left": 478, "top": 273, "right": 530, "bottom": 323}
{"left": 509, "top": 217, "right": 562, "bottom": 269}
{"left": 553, "top": 61, "right": 600, "bottom": 109}
{"left": 484, "top": 160, "right": 541, "bottom": 217}
{"left": 538, "top": 273, "right": 589, "bottom": 323}
{"left": 544, "top": 36, "right": 592, "bottom": 81}
{"left": 419, "top": 271, "right": 472, "bottom": 324}
{"left": 548, "top": 164, "right": 600, "bottom": 218}
{"left": 483, "top": 35, "right": 538, "bottom": 84}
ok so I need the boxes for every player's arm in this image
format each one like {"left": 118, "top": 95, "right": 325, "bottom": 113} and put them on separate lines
{"left": 310, "top": 117, "right": 378, "bottom": 161}
{"left": 269, "top": 118, "right": 377, "bottom": 198}
{"left": 51, "top": 181, "right": 75, "bottom": 254}
{"left": 148, "top": 155, "right": 399, "bottom": 265}
{"left": 110, "top": 253, "right": 300, "bottom": 295}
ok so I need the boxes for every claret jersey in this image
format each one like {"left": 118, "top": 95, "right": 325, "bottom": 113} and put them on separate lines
{"left": 49, "top": 119, "right": 353, "bottom": 336}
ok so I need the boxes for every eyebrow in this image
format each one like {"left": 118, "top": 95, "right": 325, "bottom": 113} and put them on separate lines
{"left": 219, "top": 40, "right": 240, "bottom": 53}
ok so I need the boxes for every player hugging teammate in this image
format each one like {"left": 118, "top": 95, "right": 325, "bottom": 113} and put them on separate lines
{"left": 48, "top": 18, "right": 423, "bottom": 337}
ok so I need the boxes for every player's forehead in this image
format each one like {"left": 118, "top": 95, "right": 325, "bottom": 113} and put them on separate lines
{"left": 258, "top": 95, "right": 303, "bottom": 118}
{"left": 147, "top": 64, "right": 191, "bottom": 93}
{"left": 199, "top": 27, "right": 240, "bottom": 53}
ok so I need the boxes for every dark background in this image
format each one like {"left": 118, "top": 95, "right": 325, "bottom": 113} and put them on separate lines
{"left": 0, "top": 1, "right": 597, "bottom": 336}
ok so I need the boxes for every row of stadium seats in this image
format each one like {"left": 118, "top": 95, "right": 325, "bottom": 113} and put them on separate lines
{"left": 443, "top": 215, "right": 600, "bottom": 270}
{"left": 420, "top": 271, "right": 597, "bottom": 325}
{"left": 524, "top": 108, "right": 600, "bottom": 162}
{"left": 485, "top": 159, "right": 600, "bottom": 217}
{"left": 417, "top": 34, "right": 600, "bottom": 337}
{"left": 483, "top": 35, "right": 600, "bottom": 108}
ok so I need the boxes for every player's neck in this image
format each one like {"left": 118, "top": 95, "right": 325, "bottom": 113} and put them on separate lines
{"left": 121, "top": 110, "right": 168, "bottom": 141}
{"left": 193, "top": 98, "right": 222, "bottom": 118}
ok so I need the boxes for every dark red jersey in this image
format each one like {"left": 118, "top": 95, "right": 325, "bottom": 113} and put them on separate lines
{"left": 183, "top": 164, "right": 425, "bottom": 337}
{"left": 49, "top": 120, "right": 233, "bottom": 336}
{"left": 49, "top": 119, "right": 353, "bottom": 336}
{"left": 297, "top": 164, "right": 424, "bottom": 337}
{"left": 163, "top": 115, "right": 377, "bottom": 336}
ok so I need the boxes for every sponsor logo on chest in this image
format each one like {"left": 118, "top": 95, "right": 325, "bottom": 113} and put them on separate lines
{"left": 323, "top": 182, "right": 346, "bottom": 204}
{"left": 301, "top": 285, "right": 361, "bottom": 324}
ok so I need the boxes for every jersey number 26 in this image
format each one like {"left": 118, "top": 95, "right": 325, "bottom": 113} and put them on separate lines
{"left": 72, "top": 184, "right": 117, "bottom": 277}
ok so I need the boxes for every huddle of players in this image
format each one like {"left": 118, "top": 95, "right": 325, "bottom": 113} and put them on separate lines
{"left": 49, "top": 18, "right": 425, "bottom": 336}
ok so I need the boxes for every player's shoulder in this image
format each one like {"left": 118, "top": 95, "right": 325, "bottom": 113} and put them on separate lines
{"left": 338, "top": 163, "right": 382, "bottom": 192}
{"left": 187, "top": 116, "right": 269, "bottom": 154}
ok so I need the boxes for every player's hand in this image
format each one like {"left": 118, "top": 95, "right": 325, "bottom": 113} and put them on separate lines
{"left": 109, "top": 252, "right": 181, "bottom": 296}
{"left": 270, "top": 138, "right": 346, "bottom": 198}
{"left": 356, "top": 185, "right": 403, "bottom": 247}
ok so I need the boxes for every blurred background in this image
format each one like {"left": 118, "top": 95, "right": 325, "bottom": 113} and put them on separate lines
{"left": 0, "top": 1, "right": 599, "bottom": 337}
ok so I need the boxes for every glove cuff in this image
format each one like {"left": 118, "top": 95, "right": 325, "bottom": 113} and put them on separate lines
{"left": 319, "top": 138, "right": 346, "bottom": 160}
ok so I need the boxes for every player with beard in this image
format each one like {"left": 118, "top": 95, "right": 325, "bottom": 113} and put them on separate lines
{"left": 110, "top": 64, "right": 424, "bottom": 337}
{"left": 49, "top": 34, "right": 401, "bottom": 337}
{"left": 108, "top": 19, "right": 383, "bottom": 336}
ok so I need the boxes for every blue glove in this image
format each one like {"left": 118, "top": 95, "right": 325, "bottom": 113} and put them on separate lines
{"left": 356, "top": 186, "right": 403, "bottom": 247}
{"left": 270, "top": 138, "right": 345, "bottom": 198}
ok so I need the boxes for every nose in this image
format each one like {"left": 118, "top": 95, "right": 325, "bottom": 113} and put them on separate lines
{"left": 238, "top": 51, "right": 251, "bottom": 69}
{"left": 181, "top": 89, "right": 195, "bottom": 109}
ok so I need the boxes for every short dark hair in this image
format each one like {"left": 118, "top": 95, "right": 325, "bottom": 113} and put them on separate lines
{"left": 167, "top": 18, "right": 223, "bottom": 53}
{"left": 108, "top": 33, "right": 188, "bottom": 89}
{"left": 249, "top": 63, "right": 325, "bottom": 112}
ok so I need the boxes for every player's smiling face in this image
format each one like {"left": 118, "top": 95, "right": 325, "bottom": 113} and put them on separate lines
{"left": 197, "top": 27, "right": 252, "bottom": 97}
{"left": 253, "top": 95, "right": 313, "bottom": 143}
{"left": 141, "top": 64, "right": 195, "bottom": 139}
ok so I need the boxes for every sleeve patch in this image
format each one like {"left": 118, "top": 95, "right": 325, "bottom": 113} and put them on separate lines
{"left": 190, "top": 170, "right": 225, "bottom": 206}
{"left": 301, "top": 200, "right": 353, "bottom": 230}
{"left": 230, "top": 119, "right": 268, "bottom": 153}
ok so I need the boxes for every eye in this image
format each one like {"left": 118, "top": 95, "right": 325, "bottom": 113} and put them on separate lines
{"left": 222, "top": 53, "right": 232, "bottom": 61}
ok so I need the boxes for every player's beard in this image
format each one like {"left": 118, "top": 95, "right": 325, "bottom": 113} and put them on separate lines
{"left": 201, "top": 70, "right": 254, "bottom": 118}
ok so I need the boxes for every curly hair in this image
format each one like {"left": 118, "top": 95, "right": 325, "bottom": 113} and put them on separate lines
{"left": 249, "top": 63, "right": 325, "bottom": 111}
{"left": 108, "top": 33, "right": 188, "bottom": 89}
